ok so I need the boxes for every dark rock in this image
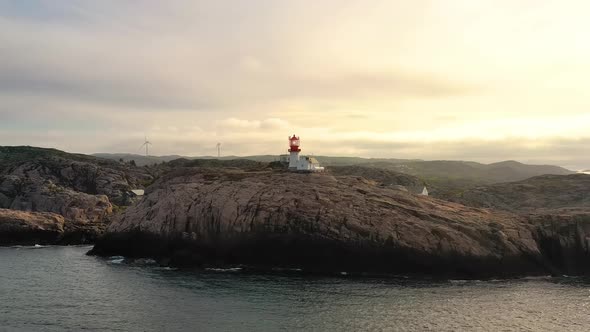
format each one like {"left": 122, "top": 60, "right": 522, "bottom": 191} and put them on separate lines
{"left": 0, "top": 208, "right": 104, "bottom": 245}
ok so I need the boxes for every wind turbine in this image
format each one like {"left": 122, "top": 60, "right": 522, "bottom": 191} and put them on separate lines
{"left": 216, "top": 142, "right": 221, "bottom": 158}
{"left": 140, "top": 137, "right": 152, "bottom": 157}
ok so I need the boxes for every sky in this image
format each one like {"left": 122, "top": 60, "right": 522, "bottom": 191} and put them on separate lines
{"left": 1, "top": 0, "right": 589, "bottom": 169}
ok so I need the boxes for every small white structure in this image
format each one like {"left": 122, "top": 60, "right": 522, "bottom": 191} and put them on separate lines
{"left": 420, "top": 186, "right": 429, "bottom": 196}
{"left": 130, "top": 189, "right": 145, "bottom": 196}
{"left": 296, "top": 156, "right": 324, "bottom": 172}
{"left": 286, "top": 134, "right": 324, "bottom": 172}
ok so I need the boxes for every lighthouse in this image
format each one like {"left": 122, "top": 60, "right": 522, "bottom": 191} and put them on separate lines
{"left": 284, "top": 135, "right": 325, "bottom": 172}
{"left": 288, "top": 134, "right": 301, "bottom": 170}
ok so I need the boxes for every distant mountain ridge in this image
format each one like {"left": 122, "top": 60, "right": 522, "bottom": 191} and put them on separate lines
{"left": 94, "top": 153, "right": 574, "bottom": 195}
{"left": 94, "top": 153, "right": 572, "bottom": 174}
{"left": 92, "top": 153, "right": 411, "bottom": 167}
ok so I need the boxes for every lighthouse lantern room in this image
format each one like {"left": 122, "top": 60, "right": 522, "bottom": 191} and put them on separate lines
{"left": 288, "top": 135, "right": 301, "bottom": 170}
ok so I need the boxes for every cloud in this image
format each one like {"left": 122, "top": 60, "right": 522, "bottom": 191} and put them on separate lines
{"left": 0, "top": 1, "right": 473, "bottom": 115}
{"left": 1, "top": 1, "right": 590, "bottom": 169}
{"left": 219, "top": 118, "right": 289, "bottom": 131}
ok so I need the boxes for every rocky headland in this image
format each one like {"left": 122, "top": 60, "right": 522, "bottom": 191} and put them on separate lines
{"left": 90, "top": 167, "right": 590, "bottom": 278}
{"left": 0, "top": 146, "right": 156, "bottom": 244}
{"left": 2, "top": 146, "right": 589, "bottom": 277}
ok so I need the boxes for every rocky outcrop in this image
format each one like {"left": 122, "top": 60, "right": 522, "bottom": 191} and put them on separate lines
{"left": 0, "top": 146, "right": 155, "bottom": 206}
{"left": 328, "top": 165, "right": 426, "bottom": 193}
{"left": 2, "top": 176, "right": 113, "bottom": 224}
{"left": 0, "top": 208, "right": 104, "bottom": 245}
{"left": 529, "top": 211, "right": 590, "bottom": 275}
{"left": 89, "top": 168, "right": 590, "bottom": 277}
{"left": 0, "top": 147, "right": 157, "bottom": 242}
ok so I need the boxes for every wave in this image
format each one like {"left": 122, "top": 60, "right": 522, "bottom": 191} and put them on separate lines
{"left": 153, "top": 266, "right": 178, "bottom": 271}
{"left": 3, "top": 244, "right": 51, "bottom": 249}
{"left": 520, "top": 275, "right": 552, "bottom": 281}
{"left": 205, "top": 267, "right": 243, "bottom": 272}
{"left": 271, "top": 267, "right": 303, "bottom": 272}
{"left": 107, "top": 256, "right": 125, "bottom": 264}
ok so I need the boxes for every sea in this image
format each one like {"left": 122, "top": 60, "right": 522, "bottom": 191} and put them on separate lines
{"left": 1, "top": 246, "right": 589, "bottom": 331}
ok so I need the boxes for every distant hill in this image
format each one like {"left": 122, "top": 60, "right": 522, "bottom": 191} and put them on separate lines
{"left": 94, "top": 153, "right": 574, "bottom": 196}
{"left": 93, "top": 153, "right": 412, "bottom": 167}
{"left": 453, "top": 174, "right": 590, "bottom": 213}
{"left": 2, "top": 146, "right": 112, "bottom": 171}
{"left": 362, "top": 159, "right": 573, "bottom": 183}
{"left": 92, "top": 153, "right": 188, "bottom": 166}
{"left": 354, "top": 159, "right": 573, "bottom": 197}
{"left": 166, "top": 158, "right": 266, "bottom": 169}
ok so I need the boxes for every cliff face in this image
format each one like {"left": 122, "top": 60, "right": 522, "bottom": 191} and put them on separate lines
{"left": 529, "top": 212, "right": 590, "bottom": 275}
{"left": 90, "top": 168, "right": 588, "bottom": 277}
{"left": 0, "top": 208, "right": 103, "bottom": 245}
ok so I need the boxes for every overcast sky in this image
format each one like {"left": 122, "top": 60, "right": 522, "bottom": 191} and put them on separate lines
{"left": 1, "top": 1, "right": 589, "bottom": 169}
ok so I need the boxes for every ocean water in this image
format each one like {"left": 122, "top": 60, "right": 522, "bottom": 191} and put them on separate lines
{"left": 1, "top": 246, "right": 589, "bottom": 331}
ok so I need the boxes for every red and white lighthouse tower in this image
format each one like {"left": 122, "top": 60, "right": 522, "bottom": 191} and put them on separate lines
{"left": 288, "top": 134, "right": 301, "bottom": 170}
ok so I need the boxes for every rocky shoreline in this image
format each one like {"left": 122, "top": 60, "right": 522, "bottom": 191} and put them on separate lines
{"left": 89, "top": 168, "right": 590, "bottom": 278}
{"left": 1, "top": 147, "right": 589, "bottom": 278}
{"left": 0, "top": 208, "right": 104, "bottom": 245}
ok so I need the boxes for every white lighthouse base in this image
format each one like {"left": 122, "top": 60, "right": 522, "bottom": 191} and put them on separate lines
{"left": 288, "top": 151, "right": 300, "bottom": 170}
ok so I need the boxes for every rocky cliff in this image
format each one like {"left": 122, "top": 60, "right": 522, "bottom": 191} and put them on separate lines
{"left": 90, "top": 168, "right": 590, "bottom": 277}
{"left": 0, "top": 146, "right": 157, "bottom": 243}
{"left": 0, "top": 208, "right": 104, "bottom": 245}
{"left": 529, "top": 211, "right": 590, "bottom": 276}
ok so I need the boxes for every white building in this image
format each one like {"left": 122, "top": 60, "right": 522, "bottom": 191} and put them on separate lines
{"left": 295, "top": 156, "right": 324, "bottom": 172}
